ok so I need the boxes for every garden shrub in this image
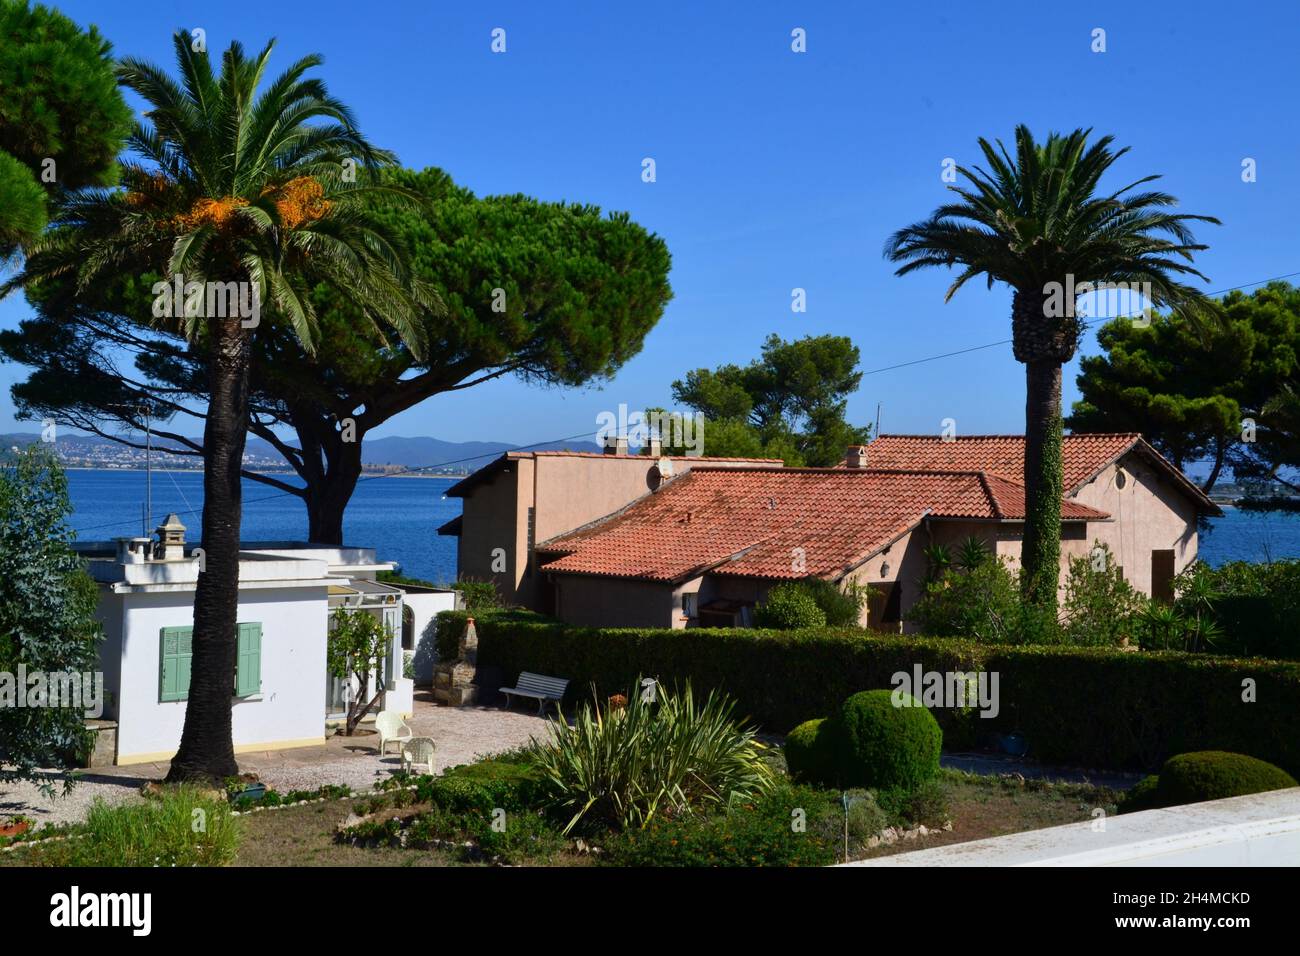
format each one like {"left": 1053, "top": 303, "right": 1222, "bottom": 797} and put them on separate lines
{"left": 1119, "top": 774, "right": 1163, "bottom": 814}
{"left": 437, "top": 610, "right": 1300, "bottom": 775}
{"left": 1157, "top": 751, "right": 1297, "bottom": 806}
{"left": 842, "top": 789, "right": 889, "bottom": 844}
{"left": 905, "top": 556, "right": 1023, "bottom": 644}
{"left": 783, "top": 718, "right": 836, "bottom": 784}
{"left": 602, "top": 784, "right": 838, "bottom": 867}
{"left": 420, "top": 757, "right": 547, "bottom": 814}
{"left": 834, "top": 690, "right": 942, "bottom": 791}
{"left": 799, "top": 577, "right": 868, "bottom": 627}
{"left": 530, "top": 680, "right": 773, "bottom": 833}
{"left": 754, "top": 582, "right": 826, "bottom": 630}
{"left": 1173, "top": 560, "right": 1300, "bottom": 659}
{"left": 1061, "top": 544, "right": 1146, "bottom": 647}
{"left": 449, "top": 578, "right": 502, "bottom": 612}
{"left": 875, "top": 779, "right": 950, "bottom": 828}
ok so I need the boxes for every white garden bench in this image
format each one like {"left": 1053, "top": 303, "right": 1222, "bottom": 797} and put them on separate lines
{"left": 499, "top": 671, "right": 569, "bottom": 715}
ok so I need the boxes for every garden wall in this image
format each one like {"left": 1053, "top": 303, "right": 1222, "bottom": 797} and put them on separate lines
{"left": 436, "top": 610, "right": 1300, "bottom": 775}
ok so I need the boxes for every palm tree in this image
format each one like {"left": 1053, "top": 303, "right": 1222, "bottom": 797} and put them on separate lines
{"left": 4, "top": 33, "right": 433, "bottom": 782}
{"left": 885, "top": 125, "right": 1218, "bottom": 610}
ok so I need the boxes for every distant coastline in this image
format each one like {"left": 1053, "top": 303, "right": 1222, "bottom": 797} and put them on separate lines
{"left": 61, "top": 466, "right": 468, "bottom": 479}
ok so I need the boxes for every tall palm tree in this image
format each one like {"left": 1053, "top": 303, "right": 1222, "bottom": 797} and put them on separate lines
{"left": 4, "top": 33, "right": 433, "bottom": 782}
{"left": 885, "top": 126, "right": 1218, "bottom": 610}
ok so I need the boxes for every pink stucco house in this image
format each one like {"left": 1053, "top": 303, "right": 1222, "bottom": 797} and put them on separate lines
{"left": 441, "top": 434, "right": 1219, "bottom": 630}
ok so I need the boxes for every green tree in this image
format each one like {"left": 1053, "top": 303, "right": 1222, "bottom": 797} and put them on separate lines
{"left": 3, "top": 33, "right": 430, "bottom": 783}
{"left": 0, "top": 445, "right": 101, "bottom": 789}
{"left": 326, "top": 608, "right": 390, "bottom": 736}
{"left": 1067, "top": 315, "right": 1243, "bottom": 492}
{"left": 1070, "top": 283, "right": 1300, "bottom": 495}
{"left": 1, "top": 165, "right": 672, "bottom": 542}
{"left": 668, "top": 333, "right": 870, "bottom": 466}
{"left": 885, "top": 125, "right": 1219, "bottom": 611}
{"left": 0, "top": 0, "right": 131, "bottom": 256}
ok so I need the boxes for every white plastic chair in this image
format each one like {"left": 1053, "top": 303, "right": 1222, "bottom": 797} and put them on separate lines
{"left": 375, "top": 710, "right": 412, "bottom": 756}
{"left": 401, "top": 736, "right": 436, "bottom": 775}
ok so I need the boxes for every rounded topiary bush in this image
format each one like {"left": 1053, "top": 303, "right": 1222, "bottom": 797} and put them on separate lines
{"left": 1118, "top": 774, "right": 1162, "bottom": 814}
{"left": 754, "top": 582, "right": 826, "bottom": 630}
{"left": 784, "top": 718, "right": 836, "bottom": 784}
{"left": 834, "top": 690, "right": 942, "bottom": 790}
{"left": 1157, "top": 751, "right": 1297, "bottom": 806}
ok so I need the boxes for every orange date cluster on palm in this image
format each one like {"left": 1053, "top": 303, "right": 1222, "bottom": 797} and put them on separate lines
{"left": 128, "top": 175, "right": 333, "bottom": 233}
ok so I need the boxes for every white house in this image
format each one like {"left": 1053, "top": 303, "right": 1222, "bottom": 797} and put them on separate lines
{"left": 76, "top": 516, "right": 457, "bottom": 766}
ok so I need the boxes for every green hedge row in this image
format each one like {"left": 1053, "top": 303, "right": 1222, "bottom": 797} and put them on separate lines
{"left": 434, "top": 610, "right": 1300, "bottom": 774}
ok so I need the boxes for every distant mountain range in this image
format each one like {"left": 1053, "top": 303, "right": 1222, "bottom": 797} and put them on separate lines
{"left": 0, "top": 431, "right": 601, "bottom": 473}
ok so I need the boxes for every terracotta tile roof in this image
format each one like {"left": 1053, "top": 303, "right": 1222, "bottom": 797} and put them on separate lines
{"left": 862, "top": 433, "right": 1220, "bottom": 514}
{"left": 862, "top": 433, "right": 1141, "bottom": 492}
{"left": 537, "top": 466, "right": 1108, "bottom": 583}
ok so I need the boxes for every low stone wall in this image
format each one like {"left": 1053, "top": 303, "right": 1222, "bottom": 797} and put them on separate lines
{"left": 846, "top": 787, "right": 1300, "bottom": 866}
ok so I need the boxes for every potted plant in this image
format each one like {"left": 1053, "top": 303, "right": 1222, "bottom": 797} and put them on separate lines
{"left": 224, "top": 774, "right": 267, "bottom": 804}
{"left": 0, "top": 815, "right": 33, "bottom": 838}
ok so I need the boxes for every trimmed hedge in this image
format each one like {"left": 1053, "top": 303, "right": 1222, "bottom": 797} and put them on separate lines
{"left": 435, "top": 609, "right": 1300, "bottom": 774}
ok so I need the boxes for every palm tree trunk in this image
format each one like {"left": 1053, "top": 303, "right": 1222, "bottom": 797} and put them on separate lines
{"left": 1022, "top": 358, "right": 1064, "bottom": 610}
{"left": 167, "top": 317, "right": 251, "bottom": 783}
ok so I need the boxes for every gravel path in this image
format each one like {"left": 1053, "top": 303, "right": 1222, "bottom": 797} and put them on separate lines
{"left": 1, "top": 704, "right": 553, "bottom": 827}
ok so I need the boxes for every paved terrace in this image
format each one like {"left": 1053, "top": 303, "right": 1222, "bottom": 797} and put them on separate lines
{"left": 1, "top": 695, "right": 551, "bottom": 826}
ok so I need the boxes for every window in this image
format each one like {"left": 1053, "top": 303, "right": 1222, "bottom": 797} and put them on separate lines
{"left": 158, "top": 623, "right": 261, "bottom": 702}
{"left": 159, "top": 627, "right": 193, "bottom": 702}
{"left": 682, "top": 592, "right": 698, "bottom": 617}
{"left": 401, "top": 606, "right": 415, "bottom": 651}
{"left": 235, "top": 623, "right": 262, "bottom": 697}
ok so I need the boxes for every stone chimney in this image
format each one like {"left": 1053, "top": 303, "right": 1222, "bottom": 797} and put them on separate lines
{"left": 154, "top": 513, "right": 187, "bottom": 560}
{"left": 603, "top": 434, "right": 629, "bottom": 455}
{"left": 846, "top": 445, "right": 869, "bottom": 469}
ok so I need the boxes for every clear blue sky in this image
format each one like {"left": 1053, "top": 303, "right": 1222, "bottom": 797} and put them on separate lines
{"left": 3, "top": 0, "right": 1298, "bottom": 447}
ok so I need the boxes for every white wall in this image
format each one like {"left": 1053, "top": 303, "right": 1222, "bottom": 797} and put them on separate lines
{"left": 114, "top": 585, "right": 329, "bottom": 762}
{"left": 406, "top": 589, "right": 460, "bottom": 684}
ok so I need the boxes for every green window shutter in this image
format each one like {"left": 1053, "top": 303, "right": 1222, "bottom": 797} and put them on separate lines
{"left": 159, "top": 626, "right": 193, "bottom": 702}
{"left": 235, "top": 623, "right": 263, "bottom": 697}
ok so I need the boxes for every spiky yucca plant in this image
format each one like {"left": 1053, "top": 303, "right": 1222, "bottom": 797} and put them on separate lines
{"left": 530, "top": 680, "right": 773, "bottom": 834}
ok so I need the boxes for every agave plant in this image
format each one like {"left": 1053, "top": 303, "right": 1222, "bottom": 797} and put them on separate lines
{"left": 529, "top": 680, "right": 773, "bottom": 834}
{"left": 955, "top": 535, "right": 990, "bottom": 572}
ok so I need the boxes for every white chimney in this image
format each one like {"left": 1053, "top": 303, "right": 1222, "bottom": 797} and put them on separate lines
{"left": 603, "top": 434, "right": 629, "bottom": 455}
{"left": 116, "top": 536, "right": 153, "bottom": 565}
{"left": 846, "top": 445, "right": 869, "bottom": 469}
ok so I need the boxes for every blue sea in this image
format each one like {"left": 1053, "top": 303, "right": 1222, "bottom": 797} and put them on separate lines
{"left": 66, "top": 469, "right": 462, "bottom": 584}
{"left": 64, "top": 469, "right": 1300, "bottom": 581}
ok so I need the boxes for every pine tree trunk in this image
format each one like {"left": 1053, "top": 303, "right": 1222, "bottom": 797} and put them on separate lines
{"left": 304, "top": 441, "right": 364, "bottom": 545}
{"left": 167, "top": 317, "right": 250, "bottom": 784}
